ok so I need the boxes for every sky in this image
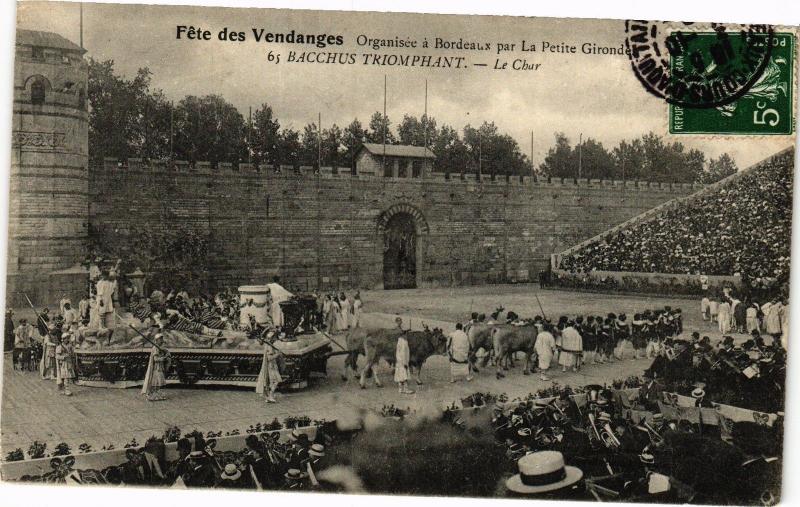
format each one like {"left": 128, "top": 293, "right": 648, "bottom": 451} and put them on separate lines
{"left": 14, "top": 1, "right": 795, "bottom": 168}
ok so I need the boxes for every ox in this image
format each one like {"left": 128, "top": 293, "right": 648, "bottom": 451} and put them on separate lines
{"left": 491, "top": 325, "right": 538, "bottom": 377}
{"left": 342, "top": 327, "right": 448, "bottom": 389}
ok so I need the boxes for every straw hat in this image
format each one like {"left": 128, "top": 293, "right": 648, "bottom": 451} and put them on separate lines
{"left": 309, "top": 443, "right": 325, "bottom": 457}
{"left": 506, "top": 451, "right": 583, "bottom": 494}
{"left": 285, "top": 468, "right": 308, "bottom": 480}
{"left": 691, "top": 388, "right": 705, "bottom": 399}
{"left": 220, "top": 463, "right": 241, "bottom": 481}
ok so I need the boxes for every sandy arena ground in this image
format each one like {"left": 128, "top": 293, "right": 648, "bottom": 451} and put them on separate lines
{"left": 0, "top": 284, "right": 737, "bottom": 456}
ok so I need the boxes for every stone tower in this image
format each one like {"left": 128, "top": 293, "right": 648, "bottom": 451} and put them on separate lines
{"left": 8, "top": 30, "right": 89, "bottom": 307}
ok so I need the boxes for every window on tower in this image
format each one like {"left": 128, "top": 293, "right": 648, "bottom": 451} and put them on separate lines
{"left": 31, "top": 79, "right": 46, "bottom": 105}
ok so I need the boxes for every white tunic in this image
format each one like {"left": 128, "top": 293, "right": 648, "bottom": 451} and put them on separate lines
{"left": 534, "top": 331, "right": 556, "bottom": 370}
{"left": 352, "top": 299, "right": 362, "bottom": 328}
{"left": 394, "top": 336, "right": 410, "bottom": 383}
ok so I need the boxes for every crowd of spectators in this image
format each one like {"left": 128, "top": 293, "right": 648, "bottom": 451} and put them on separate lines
{"left": 558, "top": 151, "right": 793, "bottom": 295}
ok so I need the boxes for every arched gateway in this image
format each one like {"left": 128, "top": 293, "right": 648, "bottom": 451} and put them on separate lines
{"left": 376, "top": 204, "right": 429, "bottom": 289}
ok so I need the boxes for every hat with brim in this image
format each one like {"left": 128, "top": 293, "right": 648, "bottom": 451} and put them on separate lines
{"left": 221, "top": 464, "right": 241, "bottom": 481}
{"left": 506, "top": 451, "right": 583, "bottom": 494}
{"left": 285, "top": 468, "right": 308, "bottom": 480}
{"left": 189, "top": 451, "right": 205, "bottom": 460}
{"left": 309, "top": 443, "right": 325, "bottom": 457}
{"left": 691, "top": 388, "right": 705, "bottom": 399}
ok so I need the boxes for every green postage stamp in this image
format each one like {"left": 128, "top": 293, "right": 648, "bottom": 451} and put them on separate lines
{"left": 669, "top": 32, "right": 795, "bottom": 135}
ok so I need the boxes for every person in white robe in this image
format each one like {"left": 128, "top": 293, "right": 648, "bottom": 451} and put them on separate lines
{"left": 322, "top": 296, "right": 332, "bottom": 331}
{"left": 746, "top": 303, "right": 760, "bottom": 334}
{"left": 709, "top": 299, "right": 719, "bottom": 323}
{"left": 717, "top": 299, "right": 732, "bottom": 334}
{"left": 558, "top": 322, "right": 582, "bottom": 372}
{"left": 700, "top": 296, "right": 710, "bottom": 321}
{"left": 78, "top": 296, "right": 90, "bottom": 323}
{"left": 765, "top": 300, "right": 783, "bottom": 339}
{"left": 394, "top": 328, "right": 413, "bottom": 394}
{"left": 95, "top": 272, "right": 117, "bottom": 329}
{"left": 351, "top": 293, "right": 362, "bottom": 329}
{"left": 255, "top": 338, "right": 283, "bottom": 403}
{"left": 62, "top": 301, "right": 79, "bottom": 329}
{"left": 534, "top": 325, "right": 557, "bottom": 381}
{"left": 447, "top": 323, "right": 472, "bottom": 382}
{"left": 338, "top": 293, "right": 351, "bottom": 330}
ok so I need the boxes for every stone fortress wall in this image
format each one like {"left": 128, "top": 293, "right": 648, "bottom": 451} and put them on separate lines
{"left": 88, "top": 158, "right": 697, "bottom": 294}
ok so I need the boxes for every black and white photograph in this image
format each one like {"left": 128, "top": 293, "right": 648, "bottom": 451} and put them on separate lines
{"left": 0, "top": 1, "right": 797, "bottom": 505}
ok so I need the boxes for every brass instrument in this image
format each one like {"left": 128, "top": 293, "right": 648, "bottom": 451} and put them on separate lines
{"left": 600, "top": 421, "right": 622, "bottom": 449}
{"left": 640, "top": 421, "right": 665, "bottom": 446}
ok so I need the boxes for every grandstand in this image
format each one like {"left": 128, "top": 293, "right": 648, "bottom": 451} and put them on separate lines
{"left": 553, "top": 147, "right": 794, "bottom": 295}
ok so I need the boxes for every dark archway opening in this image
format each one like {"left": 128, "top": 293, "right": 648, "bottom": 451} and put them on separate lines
{"left": 383, "top": 212, "right": 417, "bottom": 289}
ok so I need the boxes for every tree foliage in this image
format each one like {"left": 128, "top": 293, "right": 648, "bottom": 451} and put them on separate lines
{"left": 539, "top": 131, "right": 724, "bottom": 183}
{"left": 87, "top": 60, "right": 735, "bottom": 181}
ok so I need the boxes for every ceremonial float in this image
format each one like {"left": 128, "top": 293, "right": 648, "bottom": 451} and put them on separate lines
{"left": 74, "top": 284, "right": 335, "bottom": 390}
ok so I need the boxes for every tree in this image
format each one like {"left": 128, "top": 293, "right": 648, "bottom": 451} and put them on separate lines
{"left": 366, "top": 112, "right": 396, "bottom": 144}
{"left": 612, "top": 138, "right": 646, "bottom": 181}
{"left": 251, "top": 104, "right": 281, "bottom": 165}
{"left": 321, "top": 123, "right": 345, "bottom": 168}
{"left": 276, "top": 128, "right": 301, "bottom": 169}
{"left": 87, "top": 59, "right": 170, "bottom": 163}
{"left": 431, "top": 124, "right": 469, "bottom": 174}
{"left": 299, "top": 123, "right": 320, "bottom": 167}
{"left": 539, "top": 132, "right": 575, "bottom": 178}
{"left": 172, "top": 95, "right": 247, "bottom": 165}
{"left": 398, "top": 114, "right": 438, "bottom": 147}
{"left": 342, "top": 118, "right": 368, "bottom": 169}
{"left": 575, "top": 138, "right": 615, "bottom": 180}
{"left": 703, "top": 153, "right": 738, "bottom": 183}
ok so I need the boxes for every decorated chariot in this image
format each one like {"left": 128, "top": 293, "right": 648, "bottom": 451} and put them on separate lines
{"left": 74, "top": 284, "right": 337, "bottom": 390}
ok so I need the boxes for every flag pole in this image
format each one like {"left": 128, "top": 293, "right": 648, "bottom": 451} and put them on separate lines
{"left": 383, "top": 75, "right": 387, "bottom": 174}
{"left": 424, "top": 79, "right": 428, "bottom": 151}
{"left": 318, "top": 112, "right": 322, "bottom": 170}
{"left": 79, "top": 3, "right": 83, "bottom": 49}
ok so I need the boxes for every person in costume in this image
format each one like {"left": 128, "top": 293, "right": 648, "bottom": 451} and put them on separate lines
{"left": 447, "top": 322, "right": 472, "bottom": 382}
{"left": 339, "top": 293, "right": 351, "bottom": 330}
{"left": 394, "top": 318, "right": 414, "bottom": 394}
{"left": 351, "top": 292, "right": 363, "bottom": 328}
{"left": 558, "top": 320, "right": 582, "bottom": 373}
{"left": 55, "top": 332, "right": 77, "bottom": 396}
{"left": 39, "top": 326, "right": 59, "bottom": 379}
{"left": 12, "top": 318, "right": 34, "bottom": 371}
{"left": 141, "top": 334, "right": 170, "bottom": 401}
{"left": 534, "top": 323, "right": 557, "bottom": 381}
{"left": 256, "top": 333, "right": 283, "bottom": 403}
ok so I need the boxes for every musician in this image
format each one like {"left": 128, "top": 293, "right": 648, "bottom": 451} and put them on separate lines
{"left": 121, "top": 448, "right": 165, "bottom": 485}
{"left": 168, "top": 438, "right": 194, "bottom": 481}
{"left": 288, "top": 430, "right": 311, "bottom": 469}
{"left": 217, "top": 464, "right": 249, "bottom": 489}
{"left": 183, "top": 450, "right": 218, "bottom": 487}
{"left": 285, "top": 468, "right": 310, "bottom": 490}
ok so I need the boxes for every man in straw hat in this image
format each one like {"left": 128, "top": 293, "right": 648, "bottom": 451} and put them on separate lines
{"left": 217, "top": 463, "right": 247, "bottom": 489}
{"left": 504, "top": 450, "right": 583, "bottom": 497}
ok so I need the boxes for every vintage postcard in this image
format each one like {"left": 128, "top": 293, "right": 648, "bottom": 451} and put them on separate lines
{"left": 1, "top": 1, "right": 795, "bottom": 504}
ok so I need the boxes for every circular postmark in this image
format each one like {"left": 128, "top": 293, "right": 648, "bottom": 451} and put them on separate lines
{"left": 624, "top": 22, "right": 775, "bottom": 109}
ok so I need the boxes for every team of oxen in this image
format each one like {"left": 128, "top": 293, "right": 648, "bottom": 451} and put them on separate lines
{"left": 338, "top": 320, "right": 538, "bottom": 389}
